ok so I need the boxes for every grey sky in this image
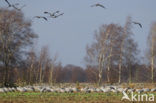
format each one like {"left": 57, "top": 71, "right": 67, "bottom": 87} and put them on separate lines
{"left": 1, "top": 0, "right": 156, "bottom": 67}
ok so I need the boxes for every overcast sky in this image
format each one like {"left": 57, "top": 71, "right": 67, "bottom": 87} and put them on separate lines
{"left": 1, "top": 0, "right": 156, "bottom": 67}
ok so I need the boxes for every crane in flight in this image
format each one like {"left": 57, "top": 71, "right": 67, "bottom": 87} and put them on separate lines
{"left": 132, "top": 21, "right": 142, "bottom": 28}
{"left": 44, "top": 11, "right": 64, "bottom": 18}
{"left": 44, "top": 11, "right": 60, "bottom": 17}
{"left": 53, "top": 13, "right": 64, "bottom": 18}
{"left": 34, "top": 16, "right": 48, "bottom": 21}
{"left": 91, "top": 3, "right": 106, "bottom": 9}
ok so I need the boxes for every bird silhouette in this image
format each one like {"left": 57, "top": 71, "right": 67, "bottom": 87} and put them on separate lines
{"left": 132, "top": 21, "right": 142, "bottom": 28}
{"left": 52, "top": 13, "right": 64, "bottom": 18}
{"left": 44, "top": 11, "right": 64, "bottom": 18}
{"left": 55, "top": 13, "right": 64, "bottom": 17}
{"left": 44, "top": 11, "right": 60, "bottom": 17}
{"left": 34, "top": 16, "right": 48, "bottom": 21}
{"left": 4, "top": 0, "right": 11, "bottom": 7}
{"left": 91, "top": 3, "right": 106, "bottom": 9}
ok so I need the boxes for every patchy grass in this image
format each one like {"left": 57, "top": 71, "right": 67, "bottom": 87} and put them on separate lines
{"left": 0, "top": 92, "right": 127, "bottom": 103}
{"left": 0, "top": 92, "right": 156, "bottom": 103}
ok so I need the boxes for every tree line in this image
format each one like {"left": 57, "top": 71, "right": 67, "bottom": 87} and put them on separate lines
{"left": 0, "top": 8, "right": 156, "bottom": 87}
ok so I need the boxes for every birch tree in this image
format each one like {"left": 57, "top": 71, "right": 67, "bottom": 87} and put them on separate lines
{"left": 84, "top": 24, "right": 123, "bottom": 85}
{"left": 26, "top": 48, "right": 37, "bottom": 84}
{"left": 118, "top": 16, "right": 139, "bottom": 83}
{"left": 147, "top": 22, "right": 156, "bottom": 83}
{"left": 48, "top": 54, "right": 58, "bottom": 85}
{"left": 38, "top": 46, "right": 50, "bottom": 84}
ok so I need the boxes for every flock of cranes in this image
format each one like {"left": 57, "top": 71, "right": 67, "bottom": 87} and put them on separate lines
{"left": 3, "top": 0, "right": 142, "bottom": 28}
{"left": 4, "top": 0, "right": 64, "bottom": 21}
{"left": 34, "top": 11, "right": 64, "bottom": 21}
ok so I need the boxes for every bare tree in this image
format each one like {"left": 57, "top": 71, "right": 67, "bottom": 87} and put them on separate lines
{"left": 84, "top": 24, "right": 124, "bottom": 85}
{"left": 118, "top": 16, "right": 139, "bottom": 83}
{"left": 147, "top": 22, "right": 156, "bottom": 83}
{"left": 118, "top": 17, "right": 131, "bottom": 84}
{"left": 84, "top": 18, "right": 139, "bottom": 85}
{"left": 37, "top": 46, "right": 51, "bottom": 84}
{"left": 48, "top": 54, "right": 58, "bottom": 85}
{"left": 85, "top": 66, "right": 98, "bottom": 83}
{"left": 25, "top": 48, "right": 37, "bottom": 84}
{"left": 0, "top": 8, "right": 37, "bottom": 86}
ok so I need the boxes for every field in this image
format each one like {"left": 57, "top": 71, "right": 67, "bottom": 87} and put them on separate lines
{"left": 0, "top": 92, "right": 128, "bottom": 103}
{"left": 1, "top": 83, "right": 156, "bottom": 103}
{"left": 1, "top": 92, "right": 156, "bottom": 103}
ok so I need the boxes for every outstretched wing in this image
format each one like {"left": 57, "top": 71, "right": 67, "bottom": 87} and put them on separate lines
{"left": 42, "top": 17, "right": 48, "bottom": 21}
{"left": 133, "top": 22, "right": 142, "bottom": 28}
{"left": 34, "top": 16, "right": 48, "bottom": 21}
{"left": 54, "top": 13, "right": 64, "bottom": 18}
{"left": 44, "top": 11, "right": 56, "bottom": 17}
{"left": 5, "top": 0, "right": 11, "bottom": 7}
{"left": 44, "top": 11, "right": 51, "bottom": 15}
{"left": 91, "top": 3, "right": 106, "bottom": 9}
{"left": 97, "top": 4, "right": 106, "bottom": 9}
{"left": 138, "top": 23, "right": 142, "bottom": 28}
{"left": 34, "top": 16, "right": 40, "bottom": 19}
{"left": 58, "top": 13, "right": 64, "bottom": 16}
